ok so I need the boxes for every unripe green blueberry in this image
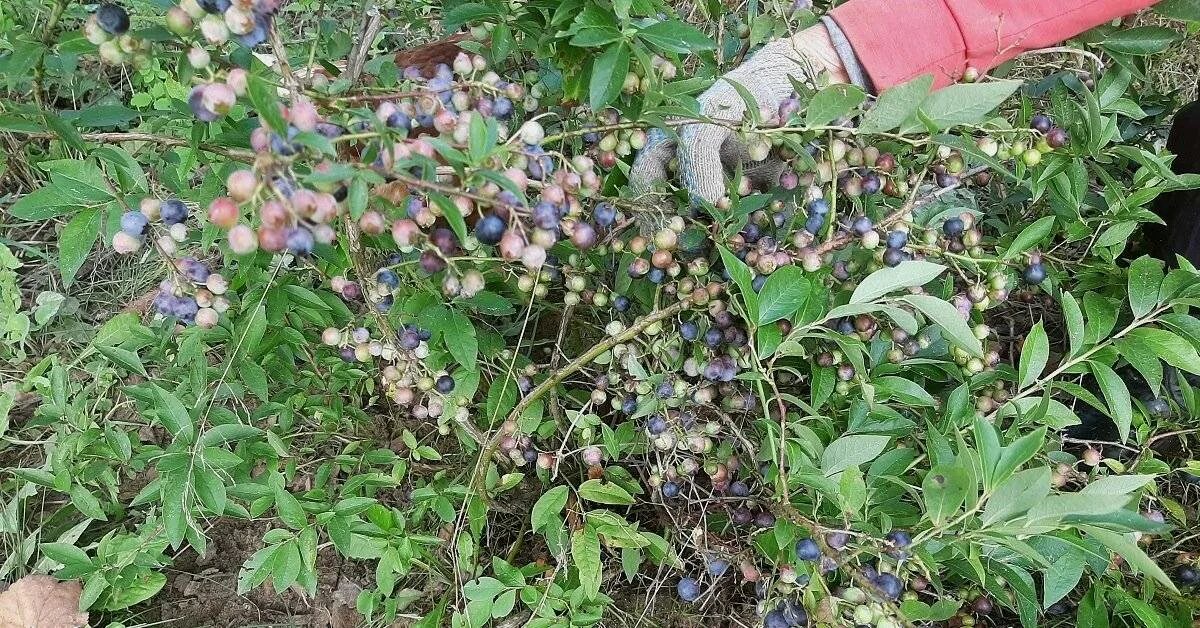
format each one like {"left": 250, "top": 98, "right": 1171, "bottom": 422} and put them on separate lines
{"left": 166, "top": 7, "right": 193, "bottom": 34}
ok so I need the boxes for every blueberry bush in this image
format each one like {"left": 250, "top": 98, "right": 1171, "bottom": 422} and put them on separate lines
{"left": 3, "top": 0, "right": 1200, "bottom": 626}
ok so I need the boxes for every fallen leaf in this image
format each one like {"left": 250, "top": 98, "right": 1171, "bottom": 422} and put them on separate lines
{"left": 0, "top": 575, "right": 89, "bottom": 628}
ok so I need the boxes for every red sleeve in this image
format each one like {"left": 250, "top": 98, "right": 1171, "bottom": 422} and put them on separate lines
{"left": 828, "top": 0, "right": 1158, "bottom": 91}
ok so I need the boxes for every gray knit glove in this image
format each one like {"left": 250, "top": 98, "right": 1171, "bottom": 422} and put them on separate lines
{"left": 630, "top": 24, "right": 853, "bottom": 204}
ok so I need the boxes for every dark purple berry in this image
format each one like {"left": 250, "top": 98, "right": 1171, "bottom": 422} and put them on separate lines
{"left": 882, "top": 247, "right": 905, "bottom": 267}
{"left": 419, "top": 250, "right": 446, "bottom": 274}
{"left": 763, "top": 610, "right": 789, "bottom": 628}
{"left": 435, "top": 374, "right": 455, "bottom": 393}
{"left": 197, "top": 0, "right": 230, "bottom": 13}
{"left": 808, "top": 199, "right": 830, "bottom": 215}
{"left": 1146, "top": 398, "right": 1171, "bottom": 418}
{"left": 872, "top": 573, "right": 903, "bottom": 599}
{"left": 886, "top": 530, "right": 911, "bottom": 548}
{"left": 475, "top": 213, "right": 506, "bottom": 245}
{"left": 1030, "top": 114, "right": 1053, "bottom": 133}
{"left": 613, "top": 295, "right": 630, "bottom": 312}
{"left": 942, "top": 217, "right": 965, "bottom": 237}
{"left": 825, "top": 532, "right": 849, "bottom": 549}
{"left": 1046, "top": 127, "right": 1069, "bottom": 148}
{"left": 1177, "top": 565, "right": 1200, "bottom": 586}
{"left": 593, "top": 202, "right": 617, "bottom": 227}
{"left": 753, "top": 510, "right": 775, "bottom": 527}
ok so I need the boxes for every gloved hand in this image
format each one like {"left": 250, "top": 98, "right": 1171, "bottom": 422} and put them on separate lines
{"left": 629, "top": 24, "right": 851, "bottom": 204}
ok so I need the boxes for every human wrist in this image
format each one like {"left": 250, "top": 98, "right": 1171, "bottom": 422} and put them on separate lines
{"left": 787, "top": 24, "right": 851, "bottom": 85}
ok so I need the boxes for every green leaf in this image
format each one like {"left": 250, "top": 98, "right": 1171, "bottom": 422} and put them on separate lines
{"left": 922, "top": 463, "right": 969, "bottom": 525}
{"left": 1004, "top": 216, "right": 1055, "bottom": 260}
{"left": 8, "top": 186, "right": 83, "bottom": 220}
{"left": 39, "top": 542, "right": 93, "bottom": 568}
{"left": 993, "top": 427, "right": 1046, "bottom": 485}
{"left": 873, "top": 376, "right": 937, "bottom": 407}
{"left": 274, "top": 487, "right": 307, "bottom": 530}
{"left": 571, "top": 527, "right": 602, "bottom": 600}
{"left": 440, "top": 309, "right": 478, "bottom": 370}
{"left": 805, "top": 84, "right": 866, "bottom": 127}
{"left": 1043, "top": 548, "right": 1086, "bottom": 608}
{"left": 981, "top": 467, "right": 1051, "bottom": 526}
{"left": 718, "top": 245, "right": 758, "bottom": 320}
{"left": 859, "top": 74, "right": 933, "bottom": 134}
{"left": 247, "top": 72, "right": 287, "bottom": 134}
{"left": 59, "top": 207, "right": 102, "bottom": 288}
{"left": 756, "top": 266, "right": 812, "bottom": 325}
{"left": 1062, "top": 292, "right": 1085, "bottom": 357}
{"left": 149, "top": 384, "right": 196, "bottom": 443}
{"left": 1102, "top": 26, "right": 1182, "bottom": 55}
{"left": 442, "top": 3, "right": 501, "bottom": 30}
{"left": 901, "top": 294, "right": 984, "bottom": 358}
{"left": 531, "top": 485, "right": 568, "bottom": 532}
{"left": 70, "top": 483, "right": 107, "bottom": 520}
{"left": 96, "top": 345, "right": 147, "bottom": 376}
{"left": 1127, "top": 255, "right": 1164, "bottom": 318}
{"left": 822, "top": 434, "right": 890, "bottom": 476}
{"left": 1155, "top": 0, "right": 1200, "bottom": 20}
{"left": 1080, "top": 525, "right": 1178, "bottom": 593}
{"left": 909, "top": 80, "right": 1020, "bottom": 130}
{"left": 577, "top": 479, "right": 635, "bottom": 506}
{"left": 850, "top": 260, "right": 945, "bottom": 304}
{"left": 1122, "top": 328, "right": 1200, "bottom": 374}
{"left": 589, "top": 43, "right": 630, "bottom": 111}
{"left": 1018, "top": 321, "right": 1049, "bottom": 390}
{"left": 199, "top": 423, "right": 263, "bottom": 447}
{"left": 1089, "top": 361, "right": 1133, "bottom": 443}
{"left": 636, "top": 20, "right": 716, "bottom": 53}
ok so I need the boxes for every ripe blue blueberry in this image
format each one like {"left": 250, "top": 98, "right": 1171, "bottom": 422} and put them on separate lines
{"left": 399, "top": 329, "right": 420, "bottom": 350}
{"left": 376, "top": 269, "right": 399, "bottom": 288}
{"left": 613, "top": 295, "right": 630, "bottom": 312}
{"left": 286, "top": 226, "right": 315, "bottom": 255}
{"left": 943, "top": 217, "right": 965, "bottom": 237}
{"left": 532, "top": 201, "right": 559, "bottom": 229}
{"left": 435, "top": 374, "right": 455, "bottom": 393}
{"left": 886, "top": 230, "right": 908, "bottom": 249}
{"left": 493, "top": 97, "right": 514, "bottom": 119}
{"left": 872, "top": 573, "right": 903, "bottom": 599}
{"left": 661, "top": 481, "right": 680, "bottom": 498}
{"left": 621, "top": 396, "right": 637, "bottom": 414}
{"left": 160, "top": 199, "right": 188, "bottom": 225}
{"left": 95, "top": 4, "right": 130, "bottom": 35}
{"left": 120, "top": 211, "right": 148, "bottom": 236}
{"left": 752, "top": 275, "right": 767, "bottom": 292}
{"left": 386, "top": 111, "right": 412, "bottom": 130}
{"left": 706, "top": 557, "right": 730, "bottom": 577}
{"left": 882, "top": 247, "right": 905, "bottom": 267}
{"left": 861, "top": 172, "right": 881, "bottom": 194}
{"left": 886, "top": 530, "right": 911, "bottom": 548}
{"left": 804, "top": 214, "right": 824, "bottom": 235}
{"left": 680, "top": 321, "right": 698, "bottom": 341}
{"left": 648, "top": 268, "right": 665, "bottom": 283}
{"left": 475, "top": 213, "right": 506, "bottom": 245}
{"left": 197, "top": 0, "right": 231, "bottom": 13}
{"left": 763, "top": 610, "right": 789, "bottom": 628}
{"left": 780, "top": 599, "right": 808, "bottom": 626}
{"left": 1146, "top": 398, "right": 1171, "bottom": 418}
{"left": 1177, "top": 565, "right": 1199, "bottom": 586}
{"left": 851, "top": 216, "right": 873, "bottom": 235}
{"left": 729, "top": 480, "right": 749, "bottom": 497}
{"left": 647, "top": 415, "right": 668, "bottom": 435}
{"left": 1022, "top": 263, "right": 1046, "bottom": 284}
{"left": 676, "top": 577, "right": 700, "bottom": 602}
{"left": 704, "top": 328, "right": 723, "bottom": 348}
{"left": 593, "top": 202, "right": 617, "bottom": 227}
{"left": 795, "top": 538, "right": 821, "bottom": 561}
{"left": 808, "top": 199, "right": 830, "bottom": 215}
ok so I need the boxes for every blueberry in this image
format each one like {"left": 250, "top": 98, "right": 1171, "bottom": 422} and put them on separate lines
{"left": 707, "top": 558, "right": 730, "bottom": 577}
{"left": 399, "top": 330, "right": 420, "bottom": 349}
{"left": 1146, "top": 397, "right": 1171, "bottom": 418}
{"left": 386, "top": 111, "right": 412, "bottom": 130}
{"left": 160, "top": 199, "right": 188, "bottom": 225}
{"left": 872, "top": 573, "right": 903, "bottom": 599}
{"left": 763, "top": 610, "right": 790, "bottom": 628}
{"left": 676, "top": 577, "right": 700, "bottom": 602}
{"left": 752, "top": 275, "right": 767, "bottom": 292}
{"left": 656, "top": 381, "right": 673, "bottom": 398}
{"left": 1177, "top": 565, "right": 1200, "bottom": 586}
{"left": 120, "top": 211, "right": 148, "bottom": 236}
{"left": 647, "top": 415, "right": 668, "bottom": 435}
{"left": 621, "top": 396, "right": 637, "bottom": 414}
{"left": 886, "top": 530, "right": 911, "bottom": 548}
{"left": 1046, "top": 601, "right": 1071, "bottom": 615}
{"left": 418, "top": 328, "right": 432, "bottom": 341}
{"left": 861, "top": 172, "right": 881, "bottom": 194}
{"left": 475, "top": 213, "right": 506, "bottom": 245}
{"left": 825, "top": 532, "right": 849, "bottom": 549}
{"left": 95, "top": 4, "right": 130, "bottom": 35}
{"left": 376, "top": 269, "right": 399, "bottom": 288}
{"left": 376, "top": 294, "right": 394, "bottom": 312}
{"left": 1022, "top": 263, "right": 1046, "bottom": 284}
{"left": 493, "top": 97, "right": 514, "bottom": 119}
{"left": 680, "top": 321, "right": 698, "bottom": 341}
{"left": 942, "top": 217, "right": 964, "bottom": 237}
{"left": 886, "top": 230, "right": 908, "bottom": 249}
{"left": 753, "top": 510, "right": 775, "bottom": 527}
{"left": 522, "top": 448, "right": 538, "bottom": 463}
{"left": 851, "top": 216, "right": 873, "bottom": 235}
{"left": 593, "top": 202, "right": 617, "bottom": 227}
{"left": 704, "top": 328, "right": 723, "bottom": 348}
{"left": 882, "top": 247, "right": 905, "bottom": 267}
{"left": 837, "top": 318, "right": 855, "bottom": 335}
{"left": 808, "top": 199, "right": 830, "bottom": 215}
{"left": 780, "top": 599, "right": 808, "bottom": 626}
{"left": 286, "top": 227, "right": 315, "bottom": 255}
{"left": 804, "top": 214, "right": 825, "bottom": 234}
{"left": 1030, "top": 114, "right": 1053, "bottom": 133}
{"left": 613, "top": 295, "right": 630, "bottom": 312}
{"left": 1046, "top": 127, "right": 1069, "bottom": 148}
{"left": 795, "top": 538, "right": 821, "bottom": 561}
{"left": 197, "top": 0, "right": 230, "bottom": 13}
{"left": 532, "top": 201, "right": 558, "bottom": 230}
{"left": 648, "top": 268, "right": 665, "bottom": 283}
{"left": 729, "top": 480, "right": 749, "bottom": 497}
{"left": 435, "top": 374, "right": 455, "bottom": 393}
{"left": 661, "top": 482, "right": 680, "bottom": 498}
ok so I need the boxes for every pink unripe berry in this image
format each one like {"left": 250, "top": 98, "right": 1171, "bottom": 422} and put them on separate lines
{"left": 250, "top": 127, "right": 270, "bottom": 153}
{"left": 112, "top": 231, "right": 142, "bottom": 254}
{"left": 391, "top": 219, "right": 419, "bottom": 247}
{"left": 226, "top": 169, "right": 257, "bottom": 202}
{"left": 521, "top": 244, "right": 546, "bottom": 269}
{"left": 359, "top": 210, "right": 385, "bottom": 235}
{"left": 199, "top": 14, "right": 228, "bottom": 44}
{"left": 201, "top": 83, "right": 236, "bottom": 117}
{"left": 196, "top": 307, "right": 219, "bottom": 328}
{"left": 499, "top": 231, "right": 525, "bottom": 260}
{"left": 208, "top": 197, "right": 239, "bottom": 229}
{"left": 226, "top": 68, "right": 248, "bottom": 96}
{"left": 166, "top": 7, "right": 193, "bottom": 34}
{"left": 582, "top": 446, "right": 602, "bottom": 466}
{"left": 289, "top": 97, "right": 318, "bottom": 132}
{"left": 227, "top": 224, "right": 258, "bottom": 254}
{"left": 187, "top": 46, "right": 210, "bottom": 69}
